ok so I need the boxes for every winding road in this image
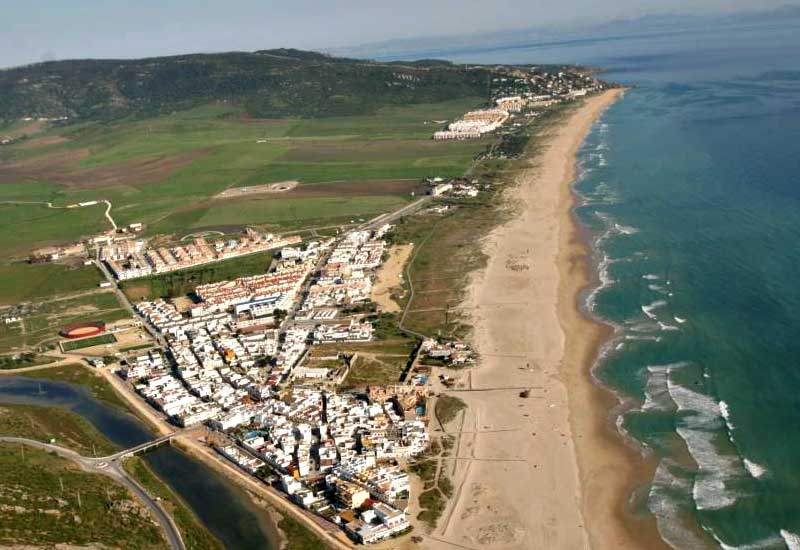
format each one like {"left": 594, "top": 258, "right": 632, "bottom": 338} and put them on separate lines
{"left": 0, "top": 436, "right": 185, "bottom": 550}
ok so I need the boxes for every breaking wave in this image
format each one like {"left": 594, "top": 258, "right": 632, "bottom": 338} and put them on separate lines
{"left": 743, "top": 459, "right": 768, "bottom": 480}
{"left": 666, "top": 366, "right": 744, "bottom": 511}
{"left": 781, "top": 530, "right": 800, "bottom": 550}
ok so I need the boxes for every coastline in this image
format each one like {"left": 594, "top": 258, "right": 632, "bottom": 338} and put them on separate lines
{"left": 427, "top": 89, "right": 663, "bottom": 550}
{"left": 555, "top": 91, "right": 667, "bottom": 550}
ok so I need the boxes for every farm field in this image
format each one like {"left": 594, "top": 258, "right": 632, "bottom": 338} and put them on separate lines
{"left": 0, "top": 97, "right": 487, "bottom": 257}
{"left": 0, "top": 262, "right": 104, "bottom": 304}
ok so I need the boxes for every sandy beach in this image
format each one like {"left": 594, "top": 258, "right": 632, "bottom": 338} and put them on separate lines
{"left": 421, "top": 89, "right": 664, "bottom": 550}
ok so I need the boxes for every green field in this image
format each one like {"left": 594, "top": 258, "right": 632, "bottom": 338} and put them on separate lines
{"left": 0, "top": 262, "right": 103, "bottom": 304}
{"left": 60, "top": 333, "right": 117, "bottom": 351}
{"left": 0, "top": 444, "right": 166, "bottom": 549}
{"left": 0, "top": 291, "right": 128, "bottom": 354}
{"left": 120, "top": 250, "right": 274, "bottom": 300}
{"left": 0, "top": 203, "right": 109, "bottom": 257}
{"left": 0, "top": 97, "right": 486, "bottom": 257}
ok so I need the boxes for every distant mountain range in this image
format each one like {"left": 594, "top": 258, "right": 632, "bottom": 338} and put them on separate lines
{"left": 333, "top": 5, "right": 800, "bottom": 61}
{"left": 0, "top": 48, "right": 499, "bottom": 122}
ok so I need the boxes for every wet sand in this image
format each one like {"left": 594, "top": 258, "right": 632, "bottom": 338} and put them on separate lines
{"left": 423, "top": 89, "right": 664, "bottom": 550}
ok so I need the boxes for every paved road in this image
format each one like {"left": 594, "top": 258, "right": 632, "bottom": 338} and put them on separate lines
{"left": 361, "top": 195, "right": 431, "bottom": 231}
{"left": 0, "top": 436, "right": 185, "bottom": 550}
{"left": 94, "top": 259, "right": 168, "bottom": 348}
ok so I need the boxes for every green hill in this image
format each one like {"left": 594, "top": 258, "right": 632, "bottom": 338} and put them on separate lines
{"left": 0, "top": 49, "right": 491, "bottom": 121}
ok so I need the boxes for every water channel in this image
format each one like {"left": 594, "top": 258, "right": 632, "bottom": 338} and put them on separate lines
{"left": 0, "top": 375, "right": 278, "bottom": 549}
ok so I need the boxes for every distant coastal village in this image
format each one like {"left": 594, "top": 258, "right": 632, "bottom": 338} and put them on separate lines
{"left": 0, "top": 60, "right": 606, "bottom": 548}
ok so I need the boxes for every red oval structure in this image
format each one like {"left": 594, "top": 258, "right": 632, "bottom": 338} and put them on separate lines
{"left": 60, "top": 321, "right": 106, "bottom": 339}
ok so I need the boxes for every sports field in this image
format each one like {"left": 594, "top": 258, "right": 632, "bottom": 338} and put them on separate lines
{"left": 0, "top": 98, "right": 487, "bottom": 257}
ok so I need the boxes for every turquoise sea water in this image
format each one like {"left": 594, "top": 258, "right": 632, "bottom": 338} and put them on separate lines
{"left": 437, "top": 17, "right": 800, "bottom": 549}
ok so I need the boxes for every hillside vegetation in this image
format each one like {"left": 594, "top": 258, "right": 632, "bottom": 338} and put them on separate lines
{"left": 0, "top": 48, "right": 490, "bottom": 121}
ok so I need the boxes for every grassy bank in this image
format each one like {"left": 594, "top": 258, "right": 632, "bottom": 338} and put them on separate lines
{"left": 0, "top": 444, "right": 166, "bottom": 549}
{"left": 277, "top": 513, "right": 333, "bottom": 550}
{"left": 0, "top": 402, "right": 118, "bottom": 456}
{"left": 18, "top": 363, "right": 128, "bottom": 410}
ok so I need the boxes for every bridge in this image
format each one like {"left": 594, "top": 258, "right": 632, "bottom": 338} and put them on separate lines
{"left": 104, "top": 431, "right": 179, "bottom": 460}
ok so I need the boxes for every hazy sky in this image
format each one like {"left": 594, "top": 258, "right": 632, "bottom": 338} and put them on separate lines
{"left": 0, "top": 0, "right": 788, "bottom": 68}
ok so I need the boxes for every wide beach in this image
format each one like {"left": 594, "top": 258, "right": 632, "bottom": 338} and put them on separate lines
{"left": 423, "top": 89, "right": 663, "bottom": 550}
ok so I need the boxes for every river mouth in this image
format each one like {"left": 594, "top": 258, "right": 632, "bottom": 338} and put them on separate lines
{"left": 0, "top": 376, "right": 278, "bottom": 550}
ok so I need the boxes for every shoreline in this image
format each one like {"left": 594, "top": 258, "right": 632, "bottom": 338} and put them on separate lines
{"left": 555, "top": 90, "right": 668, "bottom": 549}
{"left": 427, "top": 89, "right": 663, "bottom": 550}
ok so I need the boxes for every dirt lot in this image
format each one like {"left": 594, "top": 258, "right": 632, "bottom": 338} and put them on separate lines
{"left": 215, "top": 180, "right": 299, "bottom": 199}
{"left": 215, "top": 179, "right": 422, "bottom": 201}
{"left": 372, "top": 244, "right": 413, "bottom": 313}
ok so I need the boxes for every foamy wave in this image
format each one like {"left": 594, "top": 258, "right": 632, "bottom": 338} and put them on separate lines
{"left": 642, "top": 364, "right": 682, "bottom": 412}
{"left": 743, "top": 459, "right": 768, "bottom": 480}
{"left": 595, "top": 211, "right": 637, "bottom": 245}
{"left": 628, "top": 321, "right": 660, "bottom": 333}
{"left": 648, "top": 460, "right": 709, "bottom": 550}
{"left": 720, "top": 401, "right": 734, "bottom": 429}
{"left": 626, "top": 334, "right": 662, "bottom": 342}
{"left": 643, "top": 274, "right": 661, "bottom": 280}
{"left": 667, "top": 366, "right": 743, "bottom": 511}
{"left": 642, "top": 299, "right": 668, "bottom": 320}
{"left": 781, "top": 530, "right": 800, "bottom": 550}
{"left": 586, "top": 253, "right": 616, "bottom": 312}
{"left": 615, "top": 222, "right": 638, "bottom": 235}
{"left": 674, "top": 316, "right": 687, "bottom": 324}
{"left": 712, "top": 532, "right": 785, "bottom": 550}
{"left": 581, "top": 181, "right": 622, "bottom": 206}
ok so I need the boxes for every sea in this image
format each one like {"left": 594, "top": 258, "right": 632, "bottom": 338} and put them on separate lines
{"left": 415, "top": 16, "right": 800, "bottom": 550}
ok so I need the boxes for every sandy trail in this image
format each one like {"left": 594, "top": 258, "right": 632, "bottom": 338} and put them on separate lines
{"left": 421, "top": 90, "right": 658, "bottom": 550}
